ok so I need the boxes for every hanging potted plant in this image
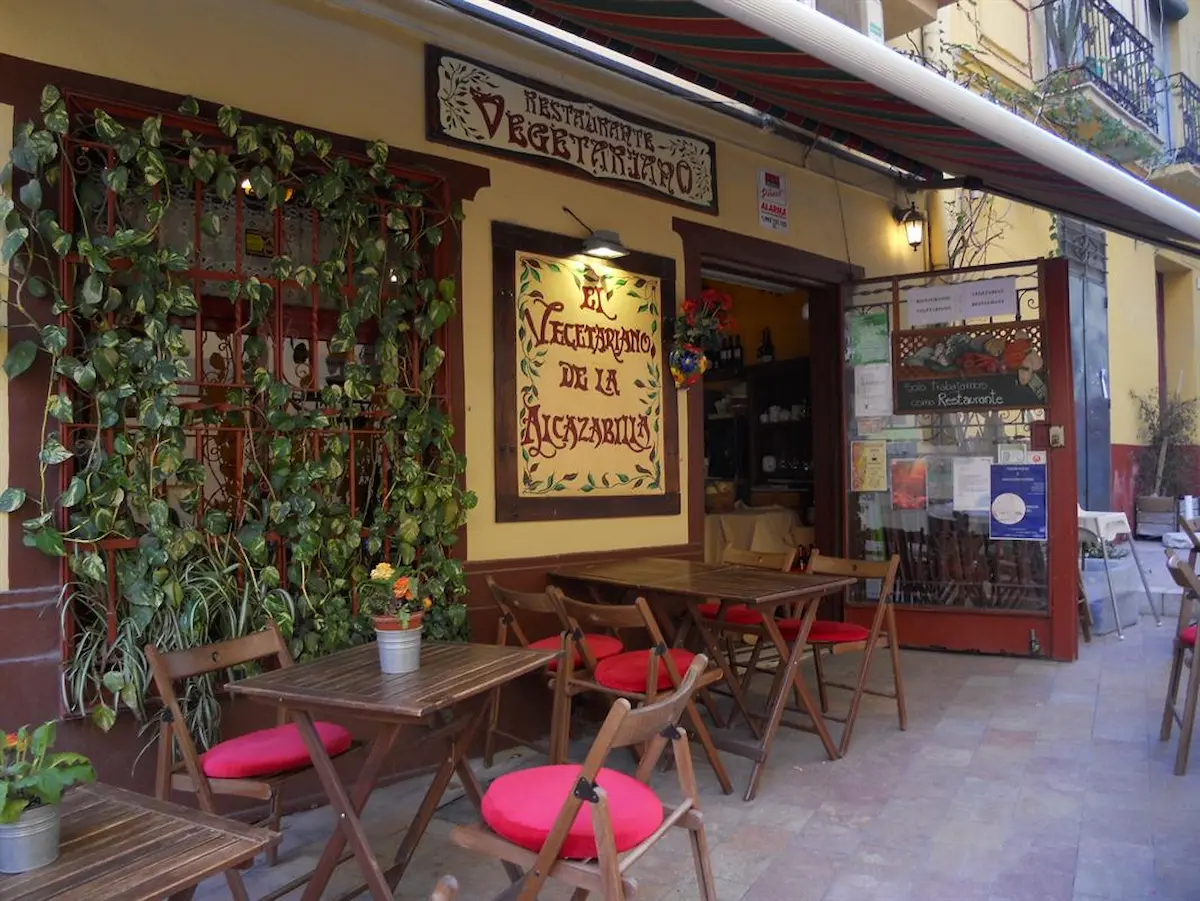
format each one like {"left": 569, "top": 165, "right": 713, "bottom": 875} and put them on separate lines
{"left": 0, "top": 722, "right": 96, "bottom": 874}
{"left": 670, "top": 287, "right": 735, "bottom": 389}
{"left": 362, "top": 563, "right": 433, "bottom": 674}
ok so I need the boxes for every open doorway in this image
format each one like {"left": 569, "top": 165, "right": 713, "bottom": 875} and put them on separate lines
{"left": 699, "top": 263, "right": 832, "bottom": 567}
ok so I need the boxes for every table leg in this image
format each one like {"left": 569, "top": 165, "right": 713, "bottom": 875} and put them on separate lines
{"left": 297, "top": 715, "right": 403, "bottom": 901}
{"left": 383, "top": 704, "right": 497, "bottom": 891}
{"left": 1099, "top": 539, "right": 1125, "bottom": 641}
{"left": 1127, "top": 539, "right": 1163, "bottom": 626}
{"left": 746, "top": 601, "right": 839, "bottom": 802}
{"left": 686, "top": 599, "right": 761, "bottom": 740}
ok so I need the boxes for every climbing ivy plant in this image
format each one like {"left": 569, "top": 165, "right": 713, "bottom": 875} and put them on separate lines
{"left": 0, "top": 87, "right": 474, "bottom": 748}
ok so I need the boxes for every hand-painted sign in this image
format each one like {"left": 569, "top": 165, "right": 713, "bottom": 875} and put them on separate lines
{"left": 515, "top": 251, "right": 665, "bottom": 500}
{"left": 892, "top": 322, "right": 1046, "bottom": 414}
{"left": 990, "top": 463, "right": 1048, "bottom": 541}
{"left": 427, "top": 47, "right": 718, "bottom": 211}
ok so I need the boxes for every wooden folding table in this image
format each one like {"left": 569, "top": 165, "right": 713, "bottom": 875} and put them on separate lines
{"left": 0, "top": 783, "right": 276, "bottom": 900}
{"left": 227, "top": 641, "right": 557, "bottom": 901}
{"left": 550, "top": 557, "right": 855, "bottom": 801}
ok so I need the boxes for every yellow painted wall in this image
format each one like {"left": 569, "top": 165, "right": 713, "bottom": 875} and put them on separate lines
{"left": 1162, "top": 269, "right": 1200, "bottom": 411}
{"left": 0, "top": 0, "right": 921, "bottom": 563}
{"left": 1107, "top": 237, "right": 1160, "bottom": 445}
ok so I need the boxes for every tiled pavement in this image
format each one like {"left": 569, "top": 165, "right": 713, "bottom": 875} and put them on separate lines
{"left": 197, "top": 590, "right": 1198, "bottom": 900}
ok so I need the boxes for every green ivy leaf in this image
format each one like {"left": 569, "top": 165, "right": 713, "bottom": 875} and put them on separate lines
{"left": 1, "top": 227, "right": 29, "bottom": 265}
{"left": 40, "top": 85, "right": 61, "bottom": 113}
{"left": 275, "top": 143, "right": 295, "bottom": 175}
{"left": 90, "top": 705, "right": 116, "bottom": 732}
{"left": 200, "top": 211, "right": 221, "bottom": 238}
{"left": 43, "top": 102, "right": 68, "bottom": 135}
{"left": 102, "top": 166, "right": 129, "bottom": 195}
{"left": 47, "top": 393, "right": 73, "bottom": 423}
{"left": 81, "top": 273, "right": 104, "bottom": 308}
{"left": 19, "top": 179, "right": 42, "bottom": 212}
{"left": 249, "top": 165, "right": 274, "bottom": 199}
{"left": 367, "top": 139, "right": 389, "bottom": 165}
{"left": 59, "top": 476, "right": 86, "bottom": 507}
{"left": 39, "top": 435, "right": 73, "bottom": 465}
{"left": 3, "top": 340, "right": 37, "bottom": 379}
{"left": 217, "top": 105, "right": 240, "bottom": 137}
{"left": 141, "top": 114, "right": 162, "bottom": 147}
{"left": 30, "top": 527, "right": 65, "bottom": 557}
{"left": 178, "top": 96, "right": 200, "bottom": 116}
{"left": 0, "top": 488, "right": 27, "bottom": 513}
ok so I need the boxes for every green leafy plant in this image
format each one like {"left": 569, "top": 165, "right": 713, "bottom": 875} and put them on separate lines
{"left": 1133, "top": 389, "right": 1199, "bottom": 498}
{"left": 0, "top": 87, "right": 474, "bottom": 747}
{"left": 1, "top": 721, "right": 95, "bottom": 823}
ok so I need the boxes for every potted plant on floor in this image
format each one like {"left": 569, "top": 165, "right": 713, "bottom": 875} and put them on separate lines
{"left": 362, "top": 563, "right": 433, "bottom": 674}
{"left": 1132, "top": 388, "right": 1199, "bottom": 539}
{"left": 0, "top": 721, "right": 95, "bottom": 874}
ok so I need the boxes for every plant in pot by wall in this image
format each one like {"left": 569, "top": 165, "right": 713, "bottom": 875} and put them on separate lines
{"left": 361, "top": 563, "right": 434, "bottom": 674}
{"left": 0, "top": 722, "right": 95, "bottom": 874}
{"left": 670, "top": 287, "right": 735, "bottom": 389}
{"left": 1132, "top": 389, "right": 1199, "bottom": 538}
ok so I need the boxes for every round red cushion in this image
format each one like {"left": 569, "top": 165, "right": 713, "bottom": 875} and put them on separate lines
{"left": 199, "top": 721, "right": 352, "bottom": 779}
{"left": 594, "top": 649, "right": 696, "bottom": 692}
{"left": 482, "top": 764, "right": 663, "bottom": 859}
{"left": 529, "top": 634, "right": 623, "bottom": 670}
{"left": 696, "top": 603, "right": 761, "bottom": 626}
{"left": 777, "top": 619, "right": 870, "bottom": 643}
{"left": 1182, "top": 624, "right": 1197, "bottom": 647}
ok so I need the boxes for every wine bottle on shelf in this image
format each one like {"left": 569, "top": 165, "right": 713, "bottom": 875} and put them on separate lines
{"left": 720, "top": 336, "right": 729, "bottom": 367}
{"left": 734, "top": 334, "right": 743, "bottom": 367}
{"left": 757, "top": 327, "right": 775, "bottom": 363}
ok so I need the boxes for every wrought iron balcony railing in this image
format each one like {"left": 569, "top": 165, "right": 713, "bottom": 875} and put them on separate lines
{"left": 1165, "top": 73, "right": 1200, "bottom": 166}
{"left": 1044, "top": 0, "right": 1160, "bottom": 132}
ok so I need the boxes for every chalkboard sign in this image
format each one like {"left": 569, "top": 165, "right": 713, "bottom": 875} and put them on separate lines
{"left": 894, "top": 373, "right": 1044, "bottom": 413}
{"left": 891, "top": 322, "right": 1046, "bottom": 414}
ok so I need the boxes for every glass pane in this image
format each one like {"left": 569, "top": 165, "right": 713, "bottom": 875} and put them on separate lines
{"left": 842, "top": 264, "right": 1050, "bottom": 613}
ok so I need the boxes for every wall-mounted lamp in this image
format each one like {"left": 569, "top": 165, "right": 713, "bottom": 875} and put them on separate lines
{"left": 564, "top": 206, "right": 629, "bottom": 260}
{"left": 894, "top": 202, "right": 925, "bottom": 253}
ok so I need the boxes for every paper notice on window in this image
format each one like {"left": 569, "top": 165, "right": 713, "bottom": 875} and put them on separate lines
{"left": 850, "top": 440, "right": 888, "bottom": 493}
{"left": 854, "top": 364, "right": 893, "bottom": 418}
{"left": 904, "top": 285, "right": 959, "bottom": 327}
{"left": 953, "top": 456, "right": 992, "bottom": 511}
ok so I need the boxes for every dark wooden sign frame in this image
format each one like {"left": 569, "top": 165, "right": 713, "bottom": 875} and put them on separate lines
{"left": 492, "top": 222, "right": 680, "bottom": 523}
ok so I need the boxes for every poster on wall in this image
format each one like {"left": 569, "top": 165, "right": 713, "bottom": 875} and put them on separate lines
{"left": 847, "top": 309, "right": 890, "bottom": 366}
{"left": 890, "top": 458, "right": 928, "bottom": 510}
{"left": 850, "top": 441, "right": 888, "bottom": 493}
{"left": 989, "top": 463, "right": 1048, "bottom": 541}
{"left": 427, "top": 47, "right": 718, "bottom": 212}
{"left": 892, "top": 321, "right": 1046, "bottom": 414}
{"left": 758, "top": 170, "right": 788, "bottom": 231}
{"left": 492, "top": 223, "right": 680, "bottom": 522}
{"left": 854, "top": 363, "right": 894, "bottom": 418}
{"left": 953, "top": 457, "right": 992, "bottom": 511}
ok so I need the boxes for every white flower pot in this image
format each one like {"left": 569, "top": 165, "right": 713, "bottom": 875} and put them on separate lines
{"left": 375, "top": 623, "right": 422, "bottom": 674}
{"left": 0, "top": 803, "right": 60, "bottom": 874}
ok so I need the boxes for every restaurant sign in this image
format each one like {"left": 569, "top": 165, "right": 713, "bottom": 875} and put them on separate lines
{"left": 493, "top": 224, "right": 680, "bottom": 522}
{"left": 892, "top": 322, "right": 1047, "bottom": 414}
{"left": 426, "top": 46, "right": 718, "bottom": 212}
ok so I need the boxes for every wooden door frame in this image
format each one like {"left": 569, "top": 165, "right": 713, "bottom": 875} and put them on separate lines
{"left": 672, "top": 218, "right": 862, "bottom": 563}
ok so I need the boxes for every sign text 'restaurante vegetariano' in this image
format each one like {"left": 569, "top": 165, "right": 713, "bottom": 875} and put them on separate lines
{"left": 429, "top": 48, "right": 717, "bottom": 211}
{"left": 515, "top": 252, "right": 665, "bottom": 498}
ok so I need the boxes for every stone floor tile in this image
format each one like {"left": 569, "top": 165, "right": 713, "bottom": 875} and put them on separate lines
{"left": 1074, "top": 839, "right": 1157, "bottom": 899}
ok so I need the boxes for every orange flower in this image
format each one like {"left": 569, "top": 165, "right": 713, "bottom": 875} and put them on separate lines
{"left": 422, "top": 597, "right": 432, "bottom": 609}
{"left": 4, "top": 733, "right": 16, "bottom": 749}
{"left": 392, "top": 576, "right": 414, "bottom": 601}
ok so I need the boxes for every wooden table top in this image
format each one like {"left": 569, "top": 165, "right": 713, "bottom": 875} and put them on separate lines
{"left": 0, "top": 783, "right": 275, "bottom": 901}
{"left": 550, "top": 556, "right": 856, "bottom": 604}
{"left": 227, "top": 641, "right": 557, "bottom": 719}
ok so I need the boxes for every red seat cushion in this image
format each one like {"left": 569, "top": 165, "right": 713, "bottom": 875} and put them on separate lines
{"left": 1182, "top": 624, "right": 1197, "bottom": 647}
{"left": 696, "top": 602, "right": 762, "bottom": 626}
{"left": 199, "top": 722, "right": 353, "bottom": 779}
{"left": 777, "top": 619, "right": 871, "bottom": 643}
{"left": 529, "top": 634, "right": 623, "bottom": 670}
{"left": 482, "top": 764, "right": 663, "bottom": 860}
{"left": 594, "top": 649, "right": 697, "bottom": 692}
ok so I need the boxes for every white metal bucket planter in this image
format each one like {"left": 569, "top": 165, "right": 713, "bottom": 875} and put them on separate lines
{"left": 0, "top": 804, "right": 60, "bottom": 874}
{"left": 374, "top": 615, "right": 423, "bottom": 675}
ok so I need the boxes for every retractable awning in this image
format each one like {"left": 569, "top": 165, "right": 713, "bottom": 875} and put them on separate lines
{"left": 489, "top": 0, "right": 1200, "bottom": 253}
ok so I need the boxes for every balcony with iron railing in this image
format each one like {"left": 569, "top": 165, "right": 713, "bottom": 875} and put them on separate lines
{"left": 1043, "top": 0, "right": 1162, "bottom": 150}
{"left": 1149, "top": 73, "right": 1200, "bottom": 206}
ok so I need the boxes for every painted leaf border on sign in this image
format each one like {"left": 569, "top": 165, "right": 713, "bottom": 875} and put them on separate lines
{"left": 492, "top": 223, "right": 680, "bottom": 523}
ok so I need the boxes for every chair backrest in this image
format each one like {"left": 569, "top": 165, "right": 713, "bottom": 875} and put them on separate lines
{"left": 1181, "top": 519, "right": 1200, "bottom": 568}
{"left": 146, "top": 623, "right": 292, "bottom": 791}
{"left": 808, "top": 552, "right": 901, "bottom": 632}
{"left": 722, "top": 545, "right": 796, "bottom": 572}
{"left": 429, "top": 876, "right": 458, "bottom": 901}
{"left": 1166, "top": 550, "right": 1200, "bottom": 635}
{"left": 593, "top": 655, "right": 709, "bottom": 752}
{"left": 485, "top": 577, "right": 569, "bottom": 647}
{"left": 551, "top": 589, "right": 673, "bottom": 690}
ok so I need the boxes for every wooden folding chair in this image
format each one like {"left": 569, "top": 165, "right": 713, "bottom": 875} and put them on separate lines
{"left": 1160, "top": 550, "right": 1200, "bottom": 775}
{"left": 146, "top": 623, "right": 356, "bottom": 900}
{"left": 451, "top": 655, "right": 718, "bottom": 901}
{"left": 484, "top": 577, "right": 625, "bottom": 767}
{"left": 548, "top": 588, "right": 733, "bottom": 795}
{"left": 766, "top": 552, "right": 905, "bottom": 756}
